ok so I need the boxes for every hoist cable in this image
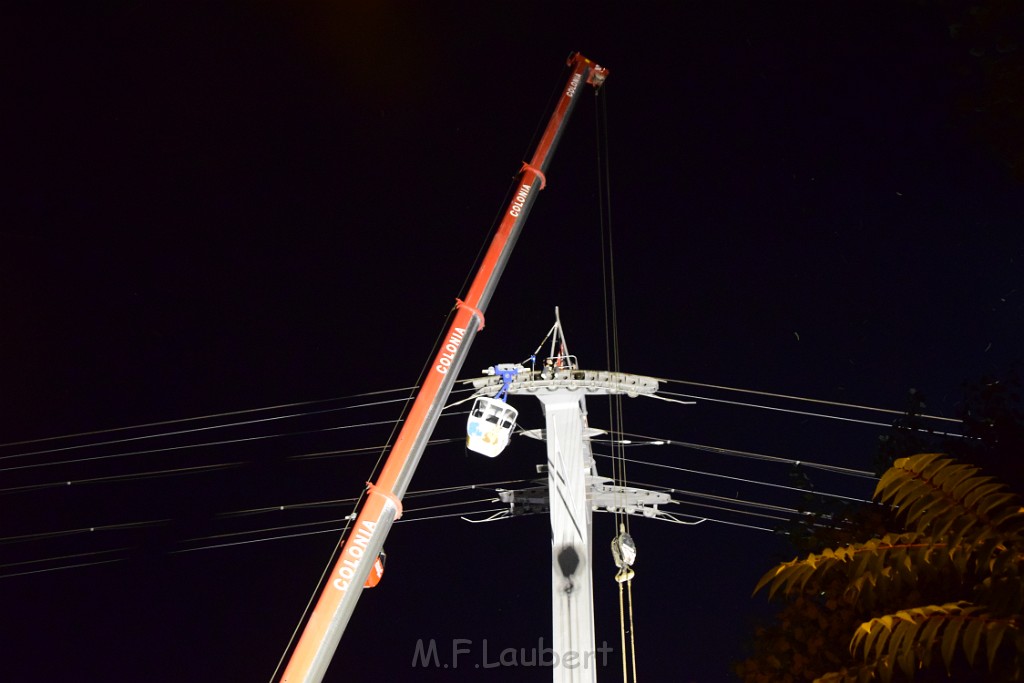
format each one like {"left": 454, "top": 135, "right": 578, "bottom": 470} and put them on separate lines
{"left": 618, "top": 579, "right": 628, "bottom": 683}
{"left": 594, "top": 71, "right": 629, "bottom": 541}
{"left": 627, "top": 577, "right": 637, "bottom": 682}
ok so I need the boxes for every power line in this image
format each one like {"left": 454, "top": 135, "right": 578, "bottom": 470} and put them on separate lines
{"left": 0, "top": 385, "right": 426, "bottom": 450}
{"left": 0, "top": 462, "right": 245, "bottom": 495}
{"left": 216, "top": 477, "right": 537, "bottom": 518}
{"left": 0, "top": 413, "right": 468, "bottom": 476}
{"left": 0, "top": 388, "right": 475, "bottom": 466}
{"left": 596, "top": 431, "right": 877, "bottom": 478}
{"left": 650, "top": 390, "right": 967, "bottom": 438}
{"left": 592, "top": 453, "right": 873, "bottom": 504}
{"left": 659, "top": 377, "right": 960, "bottom": 423}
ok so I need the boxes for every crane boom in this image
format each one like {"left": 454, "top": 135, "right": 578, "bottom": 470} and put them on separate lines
{"left": 279, "top": 52, "right": 608, "bottom": 683}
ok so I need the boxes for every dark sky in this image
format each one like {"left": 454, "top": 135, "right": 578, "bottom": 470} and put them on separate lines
{"left": 2, "top": 3, "right": 1022, "bottom": 682}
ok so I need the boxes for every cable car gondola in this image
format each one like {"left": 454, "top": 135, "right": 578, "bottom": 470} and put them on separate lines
{"left": 466, "top": 396, "right": 518, "bottom": 457}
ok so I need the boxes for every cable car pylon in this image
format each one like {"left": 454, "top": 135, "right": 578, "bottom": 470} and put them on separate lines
{"left": 468, "top": 310, "right": 669, "bottom": 683}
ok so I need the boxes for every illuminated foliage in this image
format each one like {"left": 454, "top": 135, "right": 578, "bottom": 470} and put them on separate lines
{"left": 747, "top": 454, "right": 1024, "bottom": 682}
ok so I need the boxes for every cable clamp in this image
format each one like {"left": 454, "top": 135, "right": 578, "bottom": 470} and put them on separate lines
{"left": 520, "top": 162, "right": 547, "bottom": 190}
{"left": 455, "top": 298, "right": 485, "bottom": 330}
{"left": 366, "top": 482, "right": 403, "bottom": 520}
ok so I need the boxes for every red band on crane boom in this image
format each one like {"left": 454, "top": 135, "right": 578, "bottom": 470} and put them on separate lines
{"left": 521, "top": 162, "right": 547, "bottom": 190}
{"left": 455, "top": 298, "right": 486, "bottom": 330}
{"left": 366, "top": 482, "right": 403, "bottom": 520}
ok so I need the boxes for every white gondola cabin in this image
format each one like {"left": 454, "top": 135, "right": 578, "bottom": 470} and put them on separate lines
{"left": 466, "top": 396, "right": 518, "bottom": 457}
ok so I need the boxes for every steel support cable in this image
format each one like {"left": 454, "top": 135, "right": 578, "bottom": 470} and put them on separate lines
{"left": 0, "top": 548, "right": 129, "bottom": 580}
{"left": 0, "top": 412, "right": 470, "bottom": 476}
{"left": 199, "top": 478, "right": 803, "bottom": 554}
{"left": 2, "top": 472, "right": 815, "bottom": 574}
{"left": 5, "top": 501, "right": 808, "bottom": 580}
{"left": 667, "top": 497, "right": 792, "bottom": 523}
{"left": 660, "top": 377, "right": 960, "bottom": 423}
{"left": 592, "top": 453, "right": 874, "bottom": 504}
{"left": 0, "top": 461, "right": 246, "bottom": 495}
{"left": 629, "top": 481, "right": 806, "bottom": 516}
{"left": 0, "top": 438, "right": 468, "bottom": 497}
{"left": 0, "top": 420, "right": 394, "bottom": 474}
{"left": 0, "top": 502, "right": 511, "bottom": 579}
{"left": 180, "top": 497, "right": 503, "bottom": 544}
{"left": 287, "top": 437, "right": 464, "bottom": 462}
{"left": 0, "top": 491, "right": 521, "bottom": 582}
{"left": 648, "top": 390, "right": 967, "bottom": 439}
{"left": 175, "top": 502, "right": 511, "bottom": 554}
{"left": 594, "top": 431, "right": 877, "bottom": 478}
{"left": 0, "top": 388, "right": 477, "bottom": 465}
{"left": 0, "top": 478, "right": 533, "bottom": 548}
{"left": 643, "top": 512, "right": 776, "bottom": 533}
{"left": 604, "top": 479, "right": 850, "bottom": 534}
{"left": 217, "top": 477, "right": 538, "bottom": 519}
{"left": 0, "top": 519, "right": 169, "bottom": 545}
{"left": 618, "top": 479, "right": 808, "bottom": 525}
{"left": 590, "top": 506, "right": 779, "bottom": 533}
{"left": 0, "top": 384, "right": 442, "bottom": 451}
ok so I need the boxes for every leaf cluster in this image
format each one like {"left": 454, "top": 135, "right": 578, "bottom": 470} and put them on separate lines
{"left": 747, "top": 454, "right": 1024, "bottom": 682}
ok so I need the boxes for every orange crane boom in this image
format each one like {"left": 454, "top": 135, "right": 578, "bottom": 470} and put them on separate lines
{"left": 279, "top": 52, "right": 608, "bottom": 683}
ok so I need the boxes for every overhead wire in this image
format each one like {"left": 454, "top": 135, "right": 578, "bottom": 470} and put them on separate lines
{"left": 0, "top": 412, "right": 469, "bottom": 476}
{"left": 0, "top": 461, "right": 246, "bottom": 495}
{"left": 0, "top": 549, "right": 129, "bottom": 580}
{"left": 0, "top": 519, "right": 169, "bottom": 545}
{"left": 649, "top": 389, "right": 967, "bottom": 438}
{"left": 660, "top": 377, "right": 960, "bottom": 423}
{"left": 592, "top": 452, "right": 874, "bottom": 504}
{"left": 628, "top": 480, "right": 809, "bottom": 517}
{"left": 0, "top": 388, "right": 476, "bottom": 467}
{"left": 593, "top": 431, "right": 877, "bottom": 478}
{"left": 0, "top": 385, "right": 427, "bottom": 451}
{"left": 0, "top": 506, "right": 520, "bottom": 581}
{"left": 216, "top": 477, "right": 538, "bottom": 519}
{"left": 0, "top": 453, "right": 870, "bottom": 581}
{"left": 0, "top": 331, "right": 978, "bottom": 586}
{"left": 0, "top": 419, "right": 397, "bottom": 474}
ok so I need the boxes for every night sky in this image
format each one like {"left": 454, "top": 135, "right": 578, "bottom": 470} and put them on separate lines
{"left": 2, "top": 3, "right": 1022, "bottom": 682}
